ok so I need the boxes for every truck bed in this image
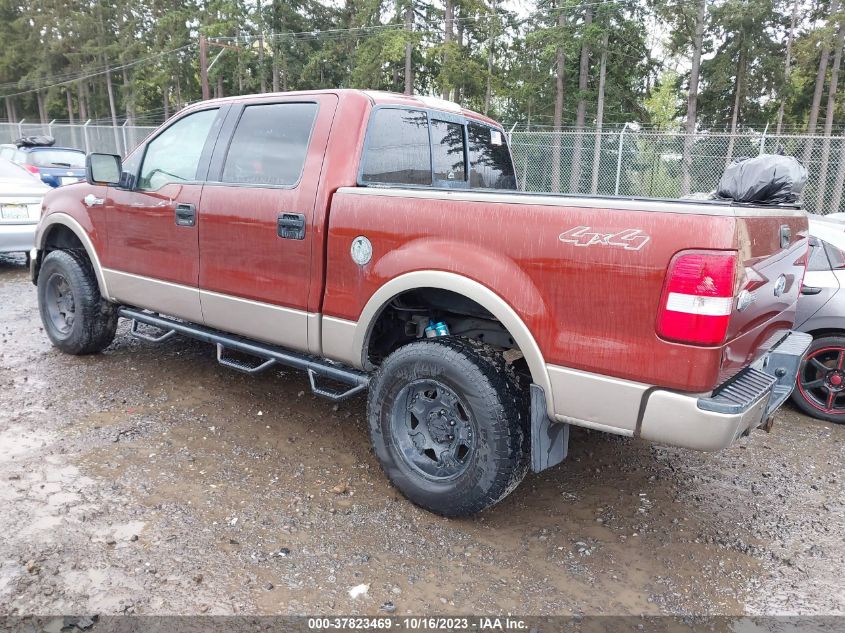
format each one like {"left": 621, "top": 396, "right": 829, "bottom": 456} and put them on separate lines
{"left": 322, "top": 185, "right": 807, "bottom": 393}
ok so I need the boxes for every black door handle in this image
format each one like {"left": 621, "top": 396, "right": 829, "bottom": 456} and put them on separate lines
{"left": 278, "top": 213, "right": 306, "bottom": 240}
{"left": 175, "top": 203, "right": 196, "bottom": 227}
{"left": 801, "top": 285, "right": 822, "bottom": 295}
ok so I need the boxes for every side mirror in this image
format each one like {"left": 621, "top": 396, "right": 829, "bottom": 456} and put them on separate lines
{"left": 86, "top": 153, "right": 122, "bottom": 186}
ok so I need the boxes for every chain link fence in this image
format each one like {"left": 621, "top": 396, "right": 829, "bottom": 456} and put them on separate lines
{"left": 509, "top": 129, "right": 845, "bottom": 215}
{"left": 0, "top": 121, "right": 156, "bottom": 157}
{"left": 2, "top": 121, "right": 843, "bottom": 214}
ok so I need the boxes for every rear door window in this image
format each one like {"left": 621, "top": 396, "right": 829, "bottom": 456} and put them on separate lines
{"left": 431, "top": 120, "right": 466, "bottom": 183}
{"left": 221, "top": 102, "right": 318, "bottom": 187}
{"left": 361, "top": 108, "right": 431, "bottom": 185}
{"left": 467, "top": 123, "right": 516, "bottom": 190}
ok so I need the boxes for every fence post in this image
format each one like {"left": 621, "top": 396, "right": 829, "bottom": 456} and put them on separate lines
{"left": 121, "top": 120, "right": 129, "bottom": 157}
{"left": 82, "top": 119, "right": 91, "bottom": 153}
{"left": 614, "top": 126, "right": 627, "bottom": 196}
{"left": 18, "top": 118, "right": 25, "bottom": 138}
{"left": 48, "top": 119, "right": 55, "bottom": 138}
{"left": 759, "top": 122, "right": 769, "bottom": 155}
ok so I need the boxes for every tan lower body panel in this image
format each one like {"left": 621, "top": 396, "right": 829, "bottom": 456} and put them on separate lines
{"left": 321, "top": 316, "right": 360, "bottom": 367}
{"left": 104, "top": 269, "right": 312, "bottom": 353}
{"left": 307, "top": 313, "right": 323, "bottom": 356}
{"left": 199, "top": 290, "right": 309, "bottom": 354}
{"left": 103, "top": 268, "right": 204, "bottom": 324}
{"left": 546, "top": 364, "right": 650, "bottom": 435}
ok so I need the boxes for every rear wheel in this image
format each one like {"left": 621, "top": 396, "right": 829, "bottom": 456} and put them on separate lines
{"left": 37, "top": 249, "right": 117, "bottom": 355}
{"left": 367, "top": 337, "right": 528, "bottom": 517}
{"left": 792, "top": 335, "right": 845, "bottom": 423}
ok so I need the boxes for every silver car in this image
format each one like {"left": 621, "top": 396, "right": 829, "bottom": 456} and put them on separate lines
{"left": 792, "top": 213, "right": 845, "bottom": 422}
{"left": 0, "top": 158, "right": 49, "bottom": 256}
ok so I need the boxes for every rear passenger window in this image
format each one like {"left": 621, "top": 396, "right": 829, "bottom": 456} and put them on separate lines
{"left": 222, "top": 102, "right": 317, "bottom": 187}
{"left": 361, "top": 109, "right": 431, "bottom": 185}
{"left": 467, "top": 123, "right": 516, "bottom": 190}
{"left": 431, "top": 120, "right": 466, "bottom": 182}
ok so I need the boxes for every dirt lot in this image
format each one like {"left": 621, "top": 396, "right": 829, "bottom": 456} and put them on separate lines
{"left": 0, "top": 253, "right": 843, "bottom": 617}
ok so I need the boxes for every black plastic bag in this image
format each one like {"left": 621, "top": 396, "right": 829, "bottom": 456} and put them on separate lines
{"left": 717, "top": 154, "right": 807, "bottom": 205}
{"left": 14, "top": 135, "right": 55, "bottom": 148}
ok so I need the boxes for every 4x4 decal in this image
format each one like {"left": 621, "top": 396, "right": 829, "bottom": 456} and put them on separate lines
{"left": 559, "top": 226, "right": 650, "bottom": 251}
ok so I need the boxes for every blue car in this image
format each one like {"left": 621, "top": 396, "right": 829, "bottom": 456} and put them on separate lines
{"left": 0, "top": 141, "right": 86, "bottom": 188}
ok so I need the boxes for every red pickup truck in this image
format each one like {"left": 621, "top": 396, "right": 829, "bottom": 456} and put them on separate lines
{"left": 30, "top": 89, "right": 811, "bottom": 516}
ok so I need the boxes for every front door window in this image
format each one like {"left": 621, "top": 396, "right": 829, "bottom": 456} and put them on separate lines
{"left": 138, "top": 109, "right": 218, "bottom": 191}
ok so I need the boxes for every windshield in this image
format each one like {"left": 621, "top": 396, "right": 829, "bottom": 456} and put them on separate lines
{"left": 29, "top": 149, "right": 85, "bottom": 169}
{"left": 0, "top": 158, "right": 37, "bottom": 180}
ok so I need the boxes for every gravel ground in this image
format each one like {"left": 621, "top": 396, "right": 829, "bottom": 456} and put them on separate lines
{"left": 0, "top": 253, "right": 843, "bottom": 617}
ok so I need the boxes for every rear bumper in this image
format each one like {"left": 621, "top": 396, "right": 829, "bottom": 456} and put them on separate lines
{"left": 0, "top": 223, "right": 37, "bottom": 254}
{"left": 639, "top": 330, "right": 812, "bottom": 450}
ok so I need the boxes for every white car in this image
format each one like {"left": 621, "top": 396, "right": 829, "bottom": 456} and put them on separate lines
{"left": 0, "top": 158, "right": 50, "bottom": 256}
{"left": 791, "top": 213, "right": 845, "bottom": 422}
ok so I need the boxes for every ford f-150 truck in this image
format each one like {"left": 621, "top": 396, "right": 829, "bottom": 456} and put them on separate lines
{"left": 29, "top": 89, "right": 811, "bottom": 516}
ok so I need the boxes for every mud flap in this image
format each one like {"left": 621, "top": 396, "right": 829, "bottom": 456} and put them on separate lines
{"left": 530, "top": 384, "right": 569, "bottom": 473}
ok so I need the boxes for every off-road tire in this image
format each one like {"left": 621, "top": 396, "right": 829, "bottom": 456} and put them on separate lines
{"left": 37, "top": 249, "right": 118, "bottom": 355}
{"left": 367, "top": 337, "right": 529, "bottom": 517}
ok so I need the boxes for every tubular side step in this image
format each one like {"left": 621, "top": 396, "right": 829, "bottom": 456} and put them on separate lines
{"left": 118, "top": 307, "right": 369, "bottom": 400}
{"left": 307, "top": 368, "right": 367, "bottom": 401}
{"left": 130, "top": 319, "right": 176, "bottom": 343}
{"left": 216, "top": 344, "right": 277, "bottom": 375}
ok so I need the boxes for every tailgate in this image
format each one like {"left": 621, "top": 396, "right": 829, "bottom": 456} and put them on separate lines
{"left": 719, "top": 213, "right": 809, "bottom": 383}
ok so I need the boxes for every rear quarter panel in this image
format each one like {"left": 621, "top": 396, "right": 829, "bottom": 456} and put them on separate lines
{"left": 323, "top": 190, "right": 806, "bottom": 392}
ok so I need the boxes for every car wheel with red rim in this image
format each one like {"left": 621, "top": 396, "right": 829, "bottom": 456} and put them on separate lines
{"left": 791, "top": 335, "right": 845, "bottom": 423}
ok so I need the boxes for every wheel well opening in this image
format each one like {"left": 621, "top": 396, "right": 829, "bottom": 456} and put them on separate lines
{"left": 365, "top": 287, "right": 525, "bottom": 370}
{"left": 43, "top": 225, "right": 85, "bottom": 253}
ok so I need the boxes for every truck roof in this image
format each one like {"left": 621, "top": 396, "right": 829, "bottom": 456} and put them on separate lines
{"left": 180, "top": 88, "right": 503, "bottom": 130}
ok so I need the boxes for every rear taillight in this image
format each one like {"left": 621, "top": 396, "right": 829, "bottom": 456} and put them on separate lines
{"left": 657, "top": 250, "right": 738, "bottom": 346}
{"left": 22, "top": 164, "right": 39, "bottom": 175}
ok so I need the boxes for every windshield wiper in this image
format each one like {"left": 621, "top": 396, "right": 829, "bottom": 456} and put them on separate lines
{"left": 48, "top": 162, "right": 73, "bottom": 168}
